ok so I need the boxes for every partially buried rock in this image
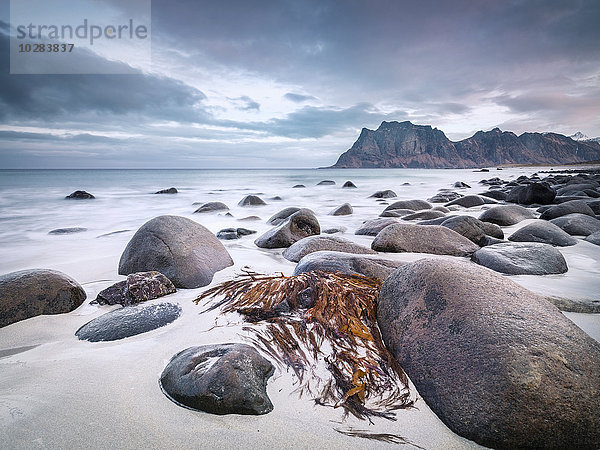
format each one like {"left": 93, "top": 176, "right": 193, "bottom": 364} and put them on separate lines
{"left": 155, "top": 187, "right": 178, "bottom": 194}
{"left": 439, "top": 215, "right": 491, "bottom": 246}
{"left": 292, "top": 184, "right": 306, "bottom": 188}
{"left": 342, "top": 181, "right": 357, "bottom": 188}
{"left": 506, "top": 182, "right": 555, "bottom": 205}
{"left": 472, "top": 242, "right": 568, "bottom": 275}
{"left": 294, "top": 251, "right": 406, "bottom": 280}
{"left": 508, "top": 220, "right": 577, "bottom": 246}
{"left": 453, "top": 181, "right": 470, "bottom": 188}
{"left": 550, "top": 213, "right": 600, "bottom": 236}
{"left": 76, "top": 303, "right": 181, "bottom": 342}
{"left": 329, "top": 203, "right": 353, "bottom": 216}
{"left": 480, "top": 190, "right": 507, "bottom": 201}
{"left": 49, "top": 227, "right": 87, "bottom": 235}
{"left": 216, "top": 228, "right": 256, "bottom": 240}
{"left": 371, "top": 223, "right": 479, "bottom": 256}
{"left": 540, "top": 200, "right": 595, "bottom": 220}
{"left": 445, "top": 195, "right": 486, "bottom": 208}
{"left": 238, "top": 195, "right": 266, "bottom": 206}
{"left": 254, "top": 209, "right": 320, "bottom": 249}
{"left": 118, "top": 215, "right": 233, "bottom": 289}
{"left": 479, "top": 204, "right": 536, "bottom": 226}
{"left": 378, "top": 258, "right": 600, "bottom": 449}
{"left": 267, "top": 207, "right": 301, "bottom": 225}
{"left": 585, "top": 231, "right": 600, "bottom": 246}
{"left": 370, "top": 189, "right": 397, "bottom": 198}
{"left": 65, "top": 190, "right": 94, "bottom": 199}
{"left": 317, "top": 180, "right": 335, "bottom": 185}
{"left": 282, "top": 235, "right": 376, "bottom": 262}
{"left": 401, "top": 210, "right": 445, "bottom": 221}
{"left": 95, "top": 271, "right": 176, "bottom": 306}
{"left": 194, "top": 202, "right": 229, "bottom": 213}
{"left": 429, "top": 191, "right": 462, "bottom": 203}
{"left": 159, "top": 343, "right": 274, "bottom": 415}
{"left": 322, "top": 226, "right": 346, "bottom": 234}
{"left": 355, "top": 218, "right": 398, "bottom": 236}
{"left": 383, "top": 199, "right": 431, "bottom": 212}
{"left": 0, "top": 269, "right": 86, "bottom": 328}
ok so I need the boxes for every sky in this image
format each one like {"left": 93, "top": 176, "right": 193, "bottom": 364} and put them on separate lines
{"left": 0, "top": 0, "right": 599, "bottom": 168}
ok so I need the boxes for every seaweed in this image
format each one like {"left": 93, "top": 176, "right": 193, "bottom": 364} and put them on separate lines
{"left": 335, "top": 427, "right": 425, "bottom": 448}
{"left": 194, "top": 269, "right": 413, "bottom": 421}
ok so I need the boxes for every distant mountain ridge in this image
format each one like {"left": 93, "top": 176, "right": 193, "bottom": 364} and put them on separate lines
{"left": 330, "top": 121, "right": 600, "bottom": 168}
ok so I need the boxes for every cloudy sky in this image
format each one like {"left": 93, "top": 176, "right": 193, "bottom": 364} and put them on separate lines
{"left": 1, "top": 0, "right": 599, "bottom": 168}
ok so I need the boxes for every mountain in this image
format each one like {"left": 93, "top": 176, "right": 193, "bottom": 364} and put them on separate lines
{"left": 570, "top": 131, "right": 600, "bottom": 145}
{"left": 330, "top": 121, "right": 600, "bottom": 168}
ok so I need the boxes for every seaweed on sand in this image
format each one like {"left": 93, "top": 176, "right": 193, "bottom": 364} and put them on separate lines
{"left": 194, "top": 269, "right": 413, "bottom": 421}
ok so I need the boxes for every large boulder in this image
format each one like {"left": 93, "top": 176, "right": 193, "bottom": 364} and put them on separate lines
{"left": 540, "top": 200, "right": 595, "bottom": 220}
{"left": 254, "top": 209, "right": 320, "bottom": 249}
{"left": 550, "top": 213, "right": 600, "bottom": 236}
{"left": 506, "top": 183, "right": 556, "bottom": 205}
{"left": 95, "top": 271, "right": 176, "bottom": 306}
{"left": 76, "top": 303, "right": 181, "bottom": 342}
{"left": 267, "top": 207, "right": 301, "bottom": 225}
{"left": 370, "top": 189, "right": 397, "bottom": 198}
{"left": 0, "top": 269, "right": 86, "bottom": 328}
{"left": 377, "top": 258, "right": 600, "bottom": 449}
{"left": 282, "top": 235, "right": 376, "bottom": 262}
{"left": 194, "top": 202, "right": 229, "bottom": 213}
{"left": 160, "top": 344, "right": 274, "bottom": 415}
{"left": 444, "top": 195, "right": 486, "bottom": 208}
{"left": 118, "top": 215, "right": 233, "bottom": 289}
{"left": 294, "top": 251, "right": 406, "bottom": 280}
{"left": 585, "top": 231, "right": 600, "bottom": 246}
{"left": 471, "top": 242, "right": 568, "bottom": 275}
{"left": 429, "top": 191, "right": 462, "bottom": 203}
{"left": 383, "top": 199, "right": 431, "bottom": 213}
{"left": 238, "top": 195, "right": 266, "bottom": 206}
{"left": 371, "top": 223, "right": 479, "bottom": 256}
{"left": 329, "top": 203, "right": 353, "bottom": 216}
{"left": 439, "top": 215, "right": 491, "bottom": 246}
{"left": 480, "top": 190, "right": 507, "bottom": 201}
{"left": 479, "top": 205, "right": 536, "bottom": 226}
{"left": 401, "top": 210, "right": 445, "bottom": 221}
{"left": 508, "top": 220, "right": 577, "bottom": 246}
{"left": 355, "top": 218, "right": 398, "bottom": 236}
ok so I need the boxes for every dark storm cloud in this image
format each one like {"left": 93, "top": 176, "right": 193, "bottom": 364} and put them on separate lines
{"left": 284, "top": 93, "right": 317, "bottom": 103}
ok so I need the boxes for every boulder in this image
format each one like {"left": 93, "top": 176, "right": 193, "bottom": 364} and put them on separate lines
{"left": 479, "top": 190, "right": 507, "bottom": 201}
{"left": 282, "top": 235, "right": 376, "bottom": 262}
{"left": 401, "top": 210, "right": 445, "bottom": 221}
{"left": 540, "top": 200, "right": 595, "bottom": 220}
{"left": 65, "top": 190, "right": 94, "bottom": 199}
{"left": 587, "top": 200, "right": 600, "bottom": 215}
{"left": 508, "top": 221, "right": 577, "bottom": 246}
{"left": 383, "top": 199, "right": 432, "bottom": 212}
{"left": 440, "top": 215, "right": 490, "bottom": 246}
{"left": 292, "top": 184, "right": 306, "bottom": 188}
{"left": 371, "top": 223, "right": 479, "bottom": 256}
{"left": 431, "top": 206, "right": 450, "bottom": 213}
{"left": 238, "top": 195, "right": 266, "bottom": 206}
{"left": 155, "top": 187, "right": 178, "bottom": 194}
{"left": 118, "top": 215, "right": 233, "bottom": 289}
{"left": 550, "top": 213, "right": 600, "bottom": 236}
{"left": 506, "top": 182, "right": 556, "bottom": 205}
{"left": 329, "top": 203, "right": 353, "bottom": 216}
{"left": 49, "top": 227, "right": 87, "bottom": 235}
{"left": 317, "top": 180, "right": 335, "bottom": 185}
{"left": 428, "top": 191, "right": 462, "bottom": 203}
{"left": 355, "top": 218, "right": 398, "bottom": 236}
{"left": 370, "top": 189, "right": 397, "bottom": 198}
{"left": 95, "top": 271, "right": 176, "bottom": 306}
{"left": 479, "top": 221, "right": 504, "bottom": 239}
{"left": 342, "top": 181, "right": 357, "bottom": 188}
{"left": 216, "top": 228, "right": 256, "bottom": 240}
{"left": 267, "top": 207, "right": 302, "bottom": 225}
{"left": 0, "top": 269, "right": 86, "bottom": 328}
{"left": 479, "top": 205, "right": 536, "bottom": 226}
{"left": 472, "top": 242, "right": 568, "bottom": 275}
{"left": 159, "top": 343, "right": 274, "bottom": 415}
{"left": 254, "top": 209, "right": 320, "bottom": 249}
{"left": 294, "top": 251, "right": 406, "bottom": 280}
{"left": 453, "top": 181, "right": 470, "bottom": 188}
{"left": 322, "top": 226, "right": 346, "bottom": 234}
{"left": 379, "top": 209, "right": 415, "bottom": 218}
{"left": 377, "top": 258, "right": 600, "bottom": 449}
{"left": 445, "top": 195, "right": 486, "bottom": 208}
{"left": 585, "top": 231, "right": 600, "bottom": 246}
{"left": 194, "top": 202, "right": 229, "bottom": 213}
{"left": 76, "top": 303, "right": 181, "bottom": 342}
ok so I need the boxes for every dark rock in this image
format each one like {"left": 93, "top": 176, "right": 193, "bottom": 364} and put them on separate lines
{"left": 377, "top": 258, "right": 600, "bottom": 449}
{"left": 429, "top": 191, "right": 462, "bottom": 203}
{"left": 545, "top": 296, "right": 600, "bottom": 314}
{"left": 76, "top": 303, "right": 181, "bottom": 342}
{"left": 383, "top": 199, "right": 432, "bottom": 212}
{"left": 479, "top": 190, "right": 507, "bottom": 201}
{"left": 445, "top": 195, "right": 486, "bottom": 208}
{"left": 282, "top": 235, "right": 376, "bottom": 262}
{"left": 550, "top": 213, "right": 600, "bottom": 236}
{"left": 379, "top": 208, "right": 415, "bottom": 218}
{"left": 292, "top": 184, "right": 306, "bottom": 188}
{"left": 155, "top": 187, "right": 178, "bottom": 194}
{"left": 297, "top": 287, "right": 316, "bottom": 309}
{"left": 194, "top": 202, "right": 229, "bottom": 213}
{"left": 97, "top": 230, "right": 131, "bottom": 238}
{"left": 401, "top": 210, "right": 445, "bottom": 221}
{"left": 238, "top": 195, "right": 267, "bottom": 206}
{"left": 540, "top": 200, "right": 595, "bottom": 220}
{"left": 159, "top": 343, "right": 274, "bottom": 415}
{"left": 479, "top": 205, "right": 536, "bottom": 226}
{"left": 453, "top": 181, "right": 470, "bottom": 188}
{"left": 270, "top": 196, "right": 283, "bottom": 201}
{"left": 342, "top": 181, "right": 357, "bottom": 188}
{"left": 585, "top": 231, "right": 600, "bottom": 246}
{"left": 65, "top": 190, "right": 94, "bottom": 199}
{"left": 440, "top": 216, "right": 490, "bottom": 246}
{"left": 371, "top": 223, "right": 479, "bottom": 256}
{"left": 506, "top": 182, "right": 556, "bottom": 205}
{"left": 49, "top": 227, "right": 87, "bottom": 235}
{"left": 317, "top": 180, "right": 335, "bottom": 185}
{"left": 355, "top": 218, "right": 398, "bottom": 236}
{"left": 322, "top": 226, "right": 346, "bottom": 234}
{"left": 216, "top": 228, "right": 257, "bottom": 240}
{"left": 239, "top": 216, "right": 261, "bottom": 221}
{"left": 419, "top": 215, "right": 458, "bottom": 226}
{"left": 431, "top": 206, "right": 450, "bottom": 213}
{"left": 329, "top": 203, "right": 353, "bottom": 216}
{"left": 294, "top": 251, "right": 406, "bottom": 280}
{"left": 479, "top": 221, "right": 504, "bottom": 239}
{"left": 370, "top": 190, "right": 397, "bottom": 198}
{"left": 95, "top": 271, "right": 176, "bottom": 306}
{"left": 267, "top": 207, "right": 302, "bottom": 225}
{"left": 254, "top": 209, "right": 320, "bottom": 249}
{"left": 508, "top": 220, "right": 577, "bottom": 246}
{"left": 472, "top": 242, "right": 568, "bottom": 275}
{"left": 118, "top": 215, "right": 233, "bottom": 289}
{"left": 0, "top": 269, "right": 86, "bottom": 328}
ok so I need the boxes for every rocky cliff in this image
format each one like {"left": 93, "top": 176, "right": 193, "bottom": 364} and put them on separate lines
{"left": 330, "top": 121, "right": 600, "bottom": 168}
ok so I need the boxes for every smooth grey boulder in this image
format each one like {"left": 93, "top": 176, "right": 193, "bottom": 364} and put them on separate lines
{"left": 440, "top": 215, "right": 491, "bottom": 246}
{"left": 294, "top": 251, "right": 406, "bottom": 280}
{"left": 445, "top": 195, "right": 486, "bottom": 208}
{"left": 76, "top": 303, "right": 181, "bottom": 342}
{"left": 95, "top": 271, "right": 176, "bottom": 306}
{"left": 160, "top": 343, "right": 274, "bottom": 415}
{"left": 379, "top": 208, "right": 415, "bottom": 218}
{"left": 401, "top": 210, "right": 445, "bottom": 221}
{"left": 383, "top": 199, "right": 431, "bottom": 212}
{"left": 370, "top": 189, "right": 397, "bottom": 198}
{"left": 506, "top": 182, "right": 556, "bottom": 205}
{"left": 480, "top": 190, "right": 507, "bottom": 201}
{"left": 342, "top": 181, "right": 357, "bottom": 188}
{"left": 329, "top": 203, "right": 353, "bottom": 216}
{"left": 453, "top": 181, "right": 470, "bottom": 188}
{"left": 377, "top": 258, "right": 600, "bottom": 449}
{"left": 355, "top": 218, "right": 398, "bottom": 236}
{"left": 118, "top": 215, "right": 233, "bottom": 289}
{"left": 479, "top": 205, "right": 536, "bottom": 226}
{"left": 282, "top": 235, "right": 376, "bottom": 262}
{"left": 49, "top": 227, "right": 87, "bottom": 235}
{"left": 317, "top": 180, "right": 335, "bottom": 185}
{"left": 155, "top": 187, "right": 177, "bottom": 194}
{"left": 372, "top": 223, "right": 479, "bottom": 256}
{"left": 479, "top": 221, "right": 504, "bottom": 239}
{"left": 322, "top": 226, "right": 346, "bottom": 234}
{"left": 0, "top": 269, "right": 86, "bottom": 328}
{"left": 194, "top": 202, "right": 229, "bottom": 213}
{"left": 508, "top": 220, "right": 577, "bottom": 246}
{"left": 472, "top": 242, "right": 568, "bottom": 275}
{"left": 216, "top": 228, "right": 256, "bottom": 240}
{"left": 267, "top": 207, "right": 301, "bottom": 225}
{"left": 254, "top": 209, "right": 320, "bottom": 249}
{"left": 429, "top": 191, "right": 462, "bottom": 203}
{"left": 585, "top": 231, "right": 600, "bottom": 246}
{"left": 238, "top": 195, "right": 266, "bottom": 206}
{"left": 540, "top": 200, "right": 595, "bottom": 220}
{"left": 550, "top": 213, "right": 600, "bottom": 236}
{"left": 65, "top": 190, "right": 94, "bottom": 199}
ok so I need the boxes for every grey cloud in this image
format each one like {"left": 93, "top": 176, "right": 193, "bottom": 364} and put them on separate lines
{"left": 229, "top": 95, "right": 260, "bottom": 111}
{"left": 284, "top": 93, "right": 317, "bottom": 103}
